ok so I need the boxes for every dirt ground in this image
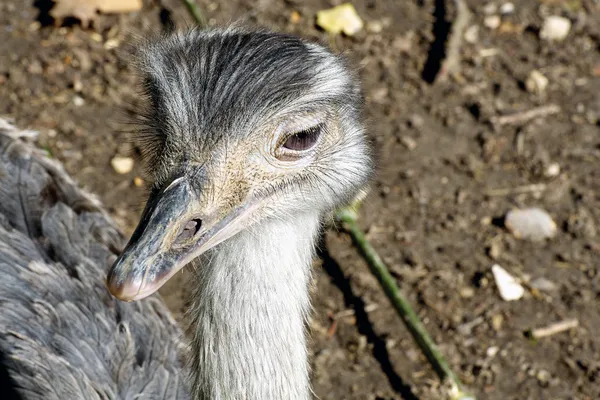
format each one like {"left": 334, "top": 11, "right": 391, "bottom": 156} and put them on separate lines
{"left": 1, "top": 0, "right": 600, "bottom": 399}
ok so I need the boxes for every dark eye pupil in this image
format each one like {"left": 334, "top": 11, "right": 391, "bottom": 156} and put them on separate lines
{"left": 282, "top": 125, "right": 321, "bottom": 151}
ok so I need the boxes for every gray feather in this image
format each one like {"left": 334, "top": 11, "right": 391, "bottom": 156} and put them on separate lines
{"left": 0, "top": 119, "right": 189, "bottom": 400}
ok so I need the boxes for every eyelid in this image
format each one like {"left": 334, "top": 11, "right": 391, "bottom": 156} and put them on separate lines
{"left": 275, "top": 112, "right": 326, "bottom": 135}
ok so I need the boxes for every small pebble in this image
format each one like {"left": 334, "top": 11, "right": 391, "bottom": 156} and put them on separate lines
{"left": 27, "top": 60, "right": 43, "bottom": 75}
{"left": 536, "top": 369, "right": 551, "bottom": 387}
{"left": 73, "top": 79, "right": 83, "bottom": 92}
{"left": 530, "top": 277, "right": 557, "bottom": 292}
{"left": 73, "top": 96, "right": 85, "bottom": 107}
{"left": 399, "top": 136, "right": 417, "bottom": 151}
{"left": 408, "top": 114, "right": 425, "bottom": 128}
{"left": 357, "top": 335, "right": 368, "bottom": 351}
{"left": 484, "top": 15, "right": 501, "bottom": 29}
{"left": 28, "top": 21, "right": 41, "bottom": 32}
{"left": 544, "top": 162, "right": 561, "bottom": 177}
{"left": 505, "top": 208, "right": 557, "bottom": 241}
{"left": 369, "top": 87, "right": 388, "bottom": 103}
{"left": 104, "top": 39, "right": 120, "bottom": 50}
{"left": 491, "top": 314, "right": 504, "bottom": 331}
{"left": 464, "top": 25, "right": 479, "bottom": 44}
{"left": 499, "top": 2, "right": 515, "bottom": 14}
{"left": 487, "top": 241, "right": 502, "bottom": 260}
{"left": 492, "top": 264, "right": 524, "bottom": 301}
{"left": 483, "top": 2, "right": 498, "bottom": 15}
{"left": 526, "top": 70, "right": 549, "bottom": 95}
{"left": 487, "top": 346, "right": 499, "bottom": 357}
{"left": 540, "top": 16, "right": 571, "bottom": 42}
{"left": 111, "top": 156, "right": 134, "bottom": 174}
{"left": 289, "top": 11, "right": 301, "bottom": 24}
{"left": 90, "top": 33, "right": 103, "bottom": 42}
{"left": 460, "top": 287, "right": 475, "bottom": 298}
{"left": 133, "top": 176, "right": 144, "bottom": 187}
{"left": 366, "top": 20, "right": 383, "bottom": 33}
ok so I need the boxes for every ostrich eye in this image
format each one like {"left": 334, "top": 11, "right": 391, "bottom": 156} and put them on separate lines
{"left": 282, "top": 124, "right": 322, "bottom": 152}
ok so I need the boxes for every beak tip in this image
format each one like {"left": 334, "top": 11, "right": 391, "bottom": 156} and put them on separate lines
{"left": 106, "top": 265, "right": 141, "bottom": 302}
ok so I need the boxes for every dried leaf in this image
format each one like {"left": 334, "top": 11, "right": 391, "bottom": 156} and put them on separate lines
{"left": 95, "top": 0, "right": 143, "bottom": 13}
{"left": 50, "top": 0, "right": 142, "bottom": 27}
{"left": 50, "top": 0, "right": 98, "bottom": 27}
{"left": 316, "top": 4, "right": 363, "bottom": 36}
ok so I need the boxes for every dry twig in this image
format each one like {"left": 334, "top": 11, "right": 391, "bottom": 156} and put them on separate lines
{"left": 485, "top": 183, "right": 547, "bottom": 197}
{"left": 531, "top": 319, "right": 579, "bottom": 339}
{"left": 436, "top": 0, "right": 472, "bottom": 83}
{"left": 333, "top": 303, "right": 379, "bottom": 319}
{"left": 491, "top": 104, "right": 561, "bottom": 126}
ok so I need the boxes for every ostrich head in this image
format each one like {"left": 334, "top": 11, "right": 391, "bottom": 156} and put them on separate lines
{"left": 106, "top": 28, "right": 372, "bottom": 399}
{"left": 107, "top": 29, "right": 372, "bottom": 301}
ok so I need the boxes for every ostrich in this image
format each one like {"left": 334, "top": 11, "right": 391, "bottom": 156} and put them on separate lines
{"left": 1, "top": 28, "right": 372, "bottom": 399}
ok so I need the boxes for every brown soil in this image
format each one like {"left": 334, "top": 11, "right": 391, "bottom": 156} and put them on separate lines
{"left": 1, "top": 1, "right": 599, "bottom": 399}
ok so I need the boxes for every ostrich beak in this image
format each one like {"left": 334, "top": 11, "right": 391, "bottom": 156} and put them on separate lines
{"left": 106, "top": 177, "right": 256, "bottom": 302}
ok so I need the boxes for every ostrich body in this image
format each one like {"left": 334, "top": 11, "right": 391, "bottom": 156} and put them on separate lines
{"left": 0, "top": 119, "right": 189, "bottom": 399}
{"left": 1, "top": 28, "right": 372, "bottom": 400}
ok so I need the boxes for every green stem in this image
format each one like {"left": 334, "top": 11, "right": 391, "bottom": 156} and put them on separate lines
{"left": 181, "top": 0, "right": 207, "bottom": 28}
{"left": 336, "top": 207, "right": 474, "bottom": 400}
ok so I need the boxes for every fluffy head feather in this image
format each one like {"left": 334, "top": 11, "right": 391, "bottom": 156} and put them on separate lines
{"left": 135, "top": 27, "right": 373, "bottom": 217}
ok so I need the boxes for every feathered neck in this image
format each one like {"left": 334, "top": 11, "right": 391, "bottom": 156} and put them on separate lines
{"left": 187, "top": 213, "right": 321, "bottom": 399}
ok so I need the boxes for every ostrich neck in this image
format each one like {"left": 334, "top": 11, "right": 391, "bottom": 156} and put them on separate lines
{"left": 188, "top": 213, "right": 321, "bottom": 400}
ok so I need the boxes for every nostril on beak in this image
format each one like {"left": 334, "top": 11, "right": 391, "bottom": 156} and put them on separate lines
{"left": 174, "top": 218, "right": 202, "bottom": 245}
